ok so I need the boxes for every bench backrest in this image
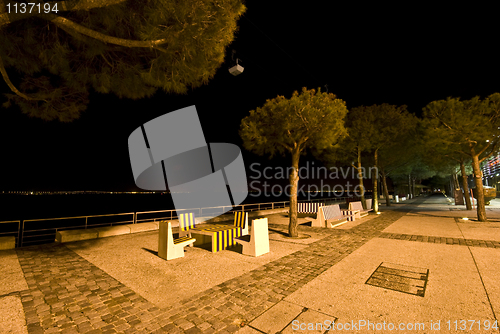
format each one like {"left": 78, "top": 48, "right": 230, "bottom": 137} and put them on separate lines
{"left": 298, "top": 202, "right": 324, "bottom": 213}
{"left": 179, "top": 212, "right": 196, "bottom": 231}
{"left": 349, "top": 201, "right": 364, "bottom": 211}
{"left": 166, "top": 222, "right": 175, "bottom": 247}
{"left": 252, "top": 218, "right": 270, "bottom": 256}
{"left": 234, "top": 211, "right": 248, "bottom": 229}
{"left": 234, "top": 211, "right": 249, "bottom": 235}
{"left": 365, "top": 199, "right": 372, "bottom": 210}
{"left": 321, "top": 204, "right": 342, "bottom": 220}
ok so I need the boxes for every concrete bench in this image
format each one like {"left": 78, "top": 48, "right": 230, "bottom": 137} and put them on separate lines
{"left": 395, "top": 195, "right": 407, "bottom": 202}
{"left": 310, "top": 204, "right": 355, "bottom": 228}
{"left": 56, "top": 228, "right": 99, "bottom": 243}
{"left": 348, "top": 201, "right": 372, "bottom": 218}
{"left": 297, "top": 202, "right": 324, "bottom": 218}
{"left": 94, "top": 225, "right": 131, "bottom": 238}
{"left": 158, "top": 221, "right": 195, "bottom": 260}
{"left": 55, "top": 222, "right": 160, "bottom": 243}
{"left": 0, "top": 236, "right": 16, "bottom": 250}
{"left": 234, "top": 218, "right": 270, "bottom": 256}
{"left": 125, "top": 222, "right": 158, "bottom": 233}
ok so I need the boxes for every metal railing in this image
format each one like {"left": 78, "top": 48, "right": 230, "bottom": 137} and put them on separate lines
{"left": 1, "top": 195, "right": 354, "bottom": 248}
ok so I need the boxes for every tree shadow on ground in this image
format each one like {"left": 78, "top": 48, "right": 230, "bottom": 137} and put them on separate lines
{"left": 268, "top": 228, "right": 288, "bottom": 236}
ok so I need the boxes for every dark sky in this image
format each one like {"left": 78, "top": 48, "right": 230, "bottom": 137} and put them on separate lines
{"left": 1, "top": 3, "right": 499, "bottom": 191}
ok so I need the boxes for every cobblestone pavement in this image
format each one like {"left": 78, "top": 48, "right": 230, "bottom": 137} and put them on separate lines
{"left": 16, "top": 201, "right": 420, "bottom": 333}
{"left": 379, "top": 232, "right": 500, "bottom": 248}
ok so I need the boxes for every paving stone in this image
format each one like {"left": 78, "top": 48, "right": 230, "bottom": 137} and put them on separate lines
{"left": 14, "top": 203, "right": 421, "bottom": 334}
{"left": 378, "top": 232, "right": 500, "bottom": 248}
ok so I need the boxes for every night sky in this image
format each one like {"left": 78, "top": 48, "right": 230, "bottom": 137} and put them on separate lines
{"left": 1, "top": 3, "right": 499, "bottom": 191}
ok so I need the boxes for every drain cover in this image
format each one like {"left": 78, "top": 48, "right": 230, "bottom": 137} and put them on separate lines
{"left": 366, "top": 262, "right": 429, "bottom": 297}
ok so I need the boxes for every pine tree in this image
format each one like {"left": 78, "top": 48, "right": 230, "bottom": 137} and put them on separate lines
{"left": 363, "top": 104, "right": 415, "bottom": 211}
{"left": 422, "top": 93, "right": 500, "bottom": 221}
{"left": 332, "top": 104, "right": 415, "bottom": 211}
{"left": 239, "top": 87, "right": 348, "bottom": 237}
{"left": 0, "top": 0, "right": 246, "bottom": 121}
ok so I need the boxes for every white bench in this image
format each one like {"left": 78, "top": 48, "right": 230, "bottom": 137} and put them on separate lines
{"left": 297, "top": 202, "right": 324, "bottom": 218}
{"left": 348, "top": 201, "right": 372, "bottom": 218}
{"left": 234, "top": 218, "right": 270, "bottom": 256}
{"left": 158, "top": 221, "right": 196, "bottom": 260}
{"left": 310, "top": 204, "right": 356, "bottom": 228}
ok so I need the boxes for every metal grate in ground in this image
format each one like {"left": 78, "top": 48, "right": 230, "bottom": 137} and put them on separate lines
{"left": 365, "top": 262, "right": 429, "bottom": 297}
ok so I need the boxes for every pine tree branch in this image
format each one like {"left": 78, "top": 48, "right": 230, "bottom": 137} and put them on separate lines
{"left": 477, "top": 144, "right": 491, "bottom": 160}
{"left": 280, "top": 141, "right": 293, "bottom": 152}
{"left": 42, "top": 14, "right": 168, "bottom": 50}
{"left": 298, "top": 136, "right": 308, "bottom": 151}
{"left": 0, "top": 0, "right": 126, "bottom": 27}
{"left": 479, "top": 142, "right": 498, "bottom": 163}
{"left": 294, "top": 105, "right": 309, "bottom": 131}
{"left": 458, "top": 149, "right": 470, "bottom": 157}
{"left": 443, "top": 154, "right": 462, "bottom": 163}
{"left": 0, "top": 54, "right": 47, "bottom": 102}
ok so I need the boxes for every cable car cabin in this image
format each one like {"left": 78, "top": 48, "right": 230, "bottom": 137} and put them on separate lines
{"left": 229, "top": 63, "right": 244, "bottom": 76}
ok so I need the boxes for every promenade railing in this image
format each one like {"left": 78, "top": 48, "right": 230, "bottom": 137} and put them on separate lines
{"left": 2, "top": 196, "right": 352, "bottom": 247}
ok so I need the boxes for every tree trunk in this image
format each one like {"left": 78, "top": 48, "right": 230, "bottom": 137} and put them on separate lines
{"left": 459, "top": 158, "right": 472, "bottom": 210}
{"left": 413, "top": 178, "right": 416, "bottom": 197}
{"left": 288, "top": 148, "right": 300, "bottom": 237}
{"left": 452, "top": 172, "right": 460, "bottom": 189}
{"left": 356, "top": 146, "right": 366, "bottom": 208}
{"left": 449, "top": 174, "right": 457, "bottom": 198}
{"left": 408, "top": 174, "right": 412, "bottom": 199}
{"left": 372, "top": 149, "right": 379, "bottom": 212}
{"left": 381, "top": 169, "right": 391, "bottom": 206}
{"left": 471, "top": 150, "right": 487, "bottom": 221}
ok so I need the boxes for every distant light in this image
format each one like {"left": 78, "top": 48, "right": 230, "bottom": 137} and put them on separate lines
{"left": 376, "top": 212, "right": 381, "bottom": 215}
{"left": 462, "top": 217, "right": 469, "bottom": 220}
{"left": 486, "top": 140, "right": 490, "bottom": 142}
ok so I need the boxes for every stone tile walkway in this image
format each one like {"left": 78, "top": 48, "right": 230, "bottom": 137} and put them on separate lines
{"left": 379, "top": 232, "right": 500, "bottom": 248}
{"left": 15, "top": 200, "right": 420, "bottom": 333}
{"left": 17, "top": 244, "right": 163, "bottom": 334}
